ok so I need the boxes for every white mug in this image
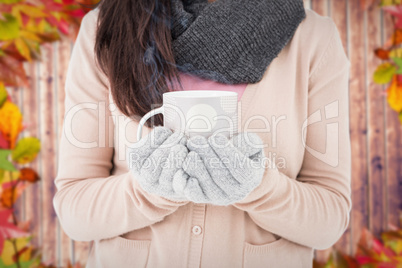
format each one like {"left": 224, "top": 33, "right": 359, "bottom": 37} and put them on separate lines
{"left": 137, "top": 90, "right": 238, "bottom": 141}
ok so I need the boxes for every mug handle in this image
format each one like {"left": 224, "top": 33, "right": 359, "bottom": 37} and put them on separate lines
{"left": 137, "top": 106, "right": 164, "bottom": 141}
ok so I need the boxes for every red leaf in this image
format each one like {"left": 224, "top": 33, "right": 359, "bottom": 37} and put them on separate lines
{"left": 355, "top": 255, "right": 377, "bottom": 264}
{"left": 0, "top": 209, "right": 29, "bottom": 252}
{"left": 19, "top": 168, "right": 40, "bottom": 183}
{"left": 375, "top": 48, "right": 390, "bottom": 60}
{"left": 0, "top": 131, "right": 9, "bottom": 149}
{"left": 42, "top": 0, "right": 64, "bottom": 12}
{"left": 21, "top": 12, "right": 30, "bottom": 27}
{"left": 62, "top": 0, "right": 75, "bottom": 5}
{"left": 44, "top": 14, "right": 59, "bottom": 28}
{"left": 383, "top": 6, "right": 402, "bottom": 29}
{"left": 372, "top": 237, "right": 396, "bottom": 258}
{"left": 58, "top": 18, "right": 70, "bottom": 35}
{"left": 66, "top": 9, "right": 86, "bottom": 18}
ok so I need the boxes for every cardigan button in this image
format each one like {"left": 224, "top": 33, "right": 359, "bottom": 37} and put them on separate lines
{"left": 192, "top": 225, "right": 202, "bottom": 235}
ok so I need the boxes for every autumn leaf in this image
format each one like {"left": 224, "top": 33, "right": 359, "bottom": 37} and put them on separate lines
{"left": 390, "top": 48, "right": 402, "bottom": 59}
{"left": 14, "top": 37, "right": 31, "bottom": 61}
{"left": 0, "top": 150, "right": 16, "bottom": 171}
{"left": 375, "top": 48, "right": 390, "bottom": 60}
{"left": 19, "top": 30, "right": 41, "bottom": 42}
{"left": 0, "top": 236, "right": 32, "bottom": 266}
{"left": 11, "top": 137, "right": 40, "bottom": 164}
{"left": 381, "top": 0, "right": 402, "bottom": 6}
{"left": 392, "top": 57, "right": 402, "bottom": 74}
{"left": 0, "top": 81, "right": 7, "bottom": 107}
{"left": 0, "top": 187, "right": 15, "bottom": 208}
{"left": 12, "top": 4, "right": 48, "bottom": 19}
{"left": 19, "top": 167, "right": 39, "bottom": 183}
{"left": 0, "top": 209, "right": 29, "bottom": 254}
{"left": 373, "top": 62, "right": 397, "bottom": 84}
{"left": 0, "top": 132, "right": 8, "bottom": 149}
{"left": 382, "top": 229, "right": 402, "bottom": 255}
{"left": 0, "top": 0, "right": 23, "bottom": 4}
{"left": 356, "top": 228, "right": 402, "bottom": 266}
{"left": 0, "top": 100, "right": 23, "bottom": 149}
{"left": 386, "top": 76, "right": 402, "bottom": 111}
{"left": 0, "top": 170, "right": 19, "bottom": 184}
{"left": 0, "top": 13, "right": 19, "bottom": 41}
{"left": 0, "top": 180, "right": 27, "bottom": 209}
{"left": 383, "top": 5, "right": 402, "bottom": 28}
{"left": 0, "top": 55, "right": 28, "bottom": 88}
{"left": 389, "top": 29, "right": 402, "bottom": 46}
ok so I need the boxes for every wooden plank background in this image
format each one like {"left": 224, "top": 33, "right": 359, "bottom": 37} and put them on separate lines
{"left": 5, "top": 0, "right": 402, "bottom": 265}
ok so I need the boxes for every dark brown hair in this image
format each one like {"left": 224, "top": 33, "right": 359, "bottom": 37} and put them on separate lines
{"left": 92, "top": 0, "right": 182, "bottom": 126}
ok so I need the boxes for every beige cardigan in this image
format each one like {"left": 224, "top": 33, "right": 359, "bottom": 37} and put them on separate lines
{"left": 53, "top": 6, "right": 352, "bottom": 268}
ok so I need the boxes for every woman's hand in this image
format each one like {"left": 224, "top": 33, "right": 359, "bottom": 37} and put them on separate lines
{"left": 177, "top": 132, "right": 266, "bottom": 206}
{"left": 127, "top": 126, "right": 189, "bottom": 202}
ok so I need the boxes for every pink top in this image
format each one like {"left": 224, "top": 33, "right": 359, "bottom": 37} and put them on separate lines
{"left": 169, "top": 72, "right": 248, "bottom": 101}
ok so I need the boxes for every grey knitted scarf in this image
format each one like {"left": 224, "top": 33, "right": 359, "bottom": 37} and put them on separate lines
{"left": 170, "top": 0, "right": 306, "bottom": 84}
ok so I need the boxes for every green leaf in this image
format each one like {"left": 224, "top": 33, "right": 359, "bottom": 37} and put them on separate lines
{"left": 392, "top": 57, "right": 402, "bottom": 74}
{"left": 373, "top": 63, "right": 397, "bottom": 84}
{"left": 11, "top": 137, "right": 40, "bottom": 164}
{"left": 0, "top": 13, "right": 19, "bottom": 41}
{"left": 0, "top": 83, "right": 7, "bottom": 108}
{"left": 0, "top": 150, "right": 16, "bottom": 171}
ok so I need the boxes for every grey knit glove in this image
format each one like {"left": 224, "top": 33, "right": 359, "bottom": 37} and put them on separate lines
{"left": 177, "top": 132, "right": 266, "bottom": 206}
{"left": 127, "top": 126, "right": 188, "bottom": 202}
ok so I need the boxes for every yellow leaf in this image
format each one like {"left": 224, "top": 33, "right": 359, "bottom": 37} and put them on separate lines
{"left": 19, "top": 30, "right": 41, "bottom": 42}
{"left": 38, "top": 18, "right": 47, "bottom": 33}
{"left": 10, "top": 5, "right": 22, "bottom": 27}
{"left": 51, "top": 11, "right": 61, "bottom": 21}
{"left": 11, "top": 137, "right": 40, "bottom": 164}
{"left": 0, "top": 13, "right": 20, "bottom": 41}
{"left": 373, "top": 63, "right": 396, "bottom": 84}
{"left": 387, "top": 76, "right": 402, "bottom": 112}
{"left": 0, "top": 101, "right": 23, "bottom": 149}
{"left": 13, "top": 5, "right": 47, "bottom": 19}
{"left": 15, "top": 38, "right": 31, "bottom": 61}
{"left": 389, "top": 48, "right": 402, "bottom": 58}
{"left": 0, "top": 170, "right": 20, "bottom": 184}
{"left": 0, "top": 237, "right": 31, "bottom": 265}
{"left": 381, "top": 0, "right": 402, "bottom": 5}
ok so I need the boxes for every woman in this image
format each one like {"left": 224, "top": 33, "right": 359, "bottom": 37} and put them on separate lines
{"left": 53, "top": 0, "right": 352, "bottom": 267}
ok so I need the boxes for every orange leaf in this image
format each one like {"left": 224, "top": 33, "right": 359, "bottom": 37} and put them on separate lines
{"left": 386, "top": 76, "right": 402, "bottom": 112}
{"left": 13, "top": 4, "right": 47, "bottom": 19}
{"left": 0, "top": 100, "right": 23, "bottom": 149}
{"left": 14, "top": 38, "right": 31, "bottom": 61}
{"left": 0, "top": 187, "right": 14, "bottom": 208}
{"left": 0, "top": 181, "right": 27, "bottom": 209}
{"left": 391, "top": 29, "right": 402, "bottom": 46}
{"left": 19, "top": 30, "right": 41, "bottom": 42}
{"left": 375, "top": 48, "right": 390, "bottom": 60}
{"left": 19, "top": 168, "right": 39, "bottom": 183}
